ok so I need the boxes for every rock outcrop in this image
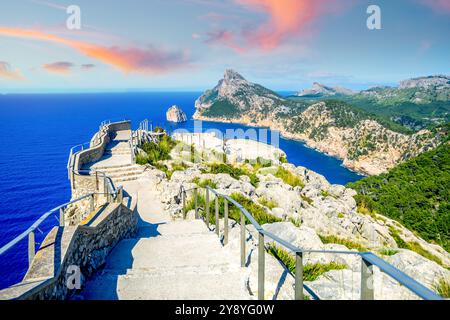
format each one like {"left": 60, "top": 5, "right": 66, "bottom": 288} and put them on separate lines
{"left": 297, "top": 82, "right": 356, "bottom": 97}
{"left": 166, "top": 105, "right": 187, "bottom": 123}
{"left": 194, "top": 70, "right": 447, "bottom": 175}
{"left": 138, "top": 135, "right": 450, "bottom": 299}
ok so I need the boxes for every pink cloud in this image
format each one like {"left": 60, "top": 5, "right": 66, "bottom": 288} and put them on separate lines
{"left": 204, "top": 30, "right": 246, "bottom": 53}
{"left": 0, "top": 61, "right": 25, "bottom": 80}
{"left": 81, "top": 63, "right": 96, "bottom": 70}
{"left": 0, "top": 27, "right": 190, "bottom": 74}
{"left": 417, "top": 0, "right": 450, "bottom": 13}
{"left": 43, "top": 61, "right": 74, "bottom": 74}
{"left": 202, "top": 0, "right": 353, "bottom": 52}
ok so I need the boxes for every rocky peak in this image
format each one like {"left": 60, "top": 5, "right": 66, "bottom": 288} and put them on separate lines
{"left": 297, "top": 82, "right": 356, "bottom": 97}
{"left": 223, "top": 69, "right": 246, "bottom": 82}
{"left": 399, "top": 75, "right": 450, "bottom": 89}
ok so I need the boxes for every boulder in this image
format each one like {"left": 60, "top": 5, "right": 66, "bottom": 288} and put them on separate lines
{"left": 166, "top": 105, "right": 187, "bottom": 123}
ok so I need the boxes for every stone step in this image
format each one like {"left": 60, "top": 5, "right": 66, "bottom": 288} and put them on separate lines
{"left": 106, "top": 169, "right": 145, "bottom": 178}
{"left": 81, "top": 268, "right": 251, "bottom": 300}
{"left": 104, "top": 150, "right": 132, "bottom": 155}
{"left": 100, "top": 164, "right": 142, "bottom": 173}
{"left": 92, "top": 163, "right": 135, "bottom": 170}
{"left": 112, "top": 175, "right": 142, "bottom": 183}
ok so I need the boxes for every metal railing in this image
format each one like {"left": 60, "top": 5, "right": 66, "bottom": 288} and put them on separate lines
{"left": 179, "top": 185, "right": 443, "bottom": 301}
{"left": 0, "top": 185, "right": 123, "bottom": 270}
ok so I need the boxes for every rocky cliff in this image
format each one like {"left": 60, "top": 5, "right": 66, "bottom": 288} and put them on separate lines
{"left": 166, "top": 105, "right": 187, "bottom": 123}
{"left": 194, "top": 70, "right": 447, "bottom": 175}
{"left": 297, "top": 82, "right": 357, "bottom": 97}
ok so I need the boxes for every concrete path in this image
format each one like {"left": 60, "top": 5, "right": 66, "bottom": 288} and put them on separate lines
{"left": 80, "top": 133, "right": 252, "bottom": 300}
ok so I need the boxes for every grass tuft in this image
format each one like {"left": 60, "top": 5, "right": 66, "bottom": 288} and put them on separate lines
{"left": 267, "top": 243, "right": 347, "bottom": 281}
{"left": 319, "top": 234, "right": 368, "bottom": 252}
{"left": 275, "top": 167, "right": 304, "bottom": 188}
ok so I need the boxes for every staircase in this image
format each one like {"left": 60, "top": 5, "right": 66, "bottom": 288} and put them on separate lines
{"left": 81, "top": 219, "right": 251, "bottom": 300}
{"left": 79, "top": 130, "right": 252, "bottom": 300}
{"left": 85, "top": 131, "right": 146, "bottom": 183}
{"left": 94, "top": 164, "right": 147, "bottom": 183}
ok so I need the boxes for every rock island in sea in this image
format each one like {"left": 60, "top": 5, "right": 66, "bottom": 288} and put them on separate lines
{"left": 166, "top": 105, "right": 187, "bottom": 123}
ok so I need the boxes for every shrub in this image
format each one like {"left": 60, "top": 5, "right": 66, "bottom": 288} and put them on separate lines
{"left": 258, "top": 196, "right": 278, "bottom": 210}
{"left": 141, "top": 135, "right": 177, "bottom": 165}
{"left": 319, "top": 234, "right": 367, "bottom": 252}
{"left": 289, "top": 217, "right": 302, "bottom": 228}
{"left": 202, "top": 163, "right": 259, "bottom": 187}
{"left": 195, "top": 178, "right": 218, "bottom": 189}
{"left": 389, "top": 227, "right": 443, "bottom": 265}
{"left": 267, "top": 244, "right": 347, "bottom": 281}
{"left": 275, "top": 167, "right": 304, "bottom": 188}
{"left": 300, "top": 194, "right": 314, "bottom": 205}
{"left": 184, "top": 191, "right": 281, "bottom": 226}
{"left": 434, "top": 278, "right": 450, "bottom": 298}
{"left": 378, "top": 248, "right": 399, "bottom": 256}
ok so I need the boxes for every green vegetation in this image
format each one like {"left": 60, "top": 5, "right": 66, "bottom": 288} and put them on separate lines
{"left": 337, "top": 212, "right": 345, "bottom": 219}
{"left": 319, "top": 234, "right": 368, "bottom": 252}
{"left": 434, "top": 278, "right": 450, "bottom": 298}
{"left": 258, "top": 197, "right": 278, "bottom": 210}
{"left": 202, "top": 163, "right": 260, "bottom": 187}
{"left": 275, "top": 167, "right": 304, "bottom": 188}
{"left": 348, "top": 144, "right": 450, "bottom": 252}
{"left": 191, "top": 177, "right": 217, "bottom": 189}
{"left": 136, "top": 135, "right": 177, "bottom": 166}
{"left": 289, "top": 217, "right": 302, "bottom": 228}
{"left": 320, "top": 190, "right": 336, "bottom": 199}
{"left": 378, "top": 248, "right": 399, "bottom": 256}
{"left": 267, "top": 244, "right": 346, "bottom": 281}
{"left": 300, "top": 194, "right": 314, "bottom": 205}
{"left": 184, "top": 192, "right": 281, "bottom": 226}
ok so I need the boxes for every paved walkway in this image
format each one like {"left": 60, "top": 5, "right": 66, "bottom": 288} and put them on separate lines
{"left": 80, "top": 132, "right": 252, "bottom": 300}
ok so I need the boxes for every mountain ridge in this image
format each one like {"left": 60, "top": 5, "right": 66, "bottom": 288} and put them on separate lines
{"left": 194, "top": 70, "right": 448, "bottom": 175}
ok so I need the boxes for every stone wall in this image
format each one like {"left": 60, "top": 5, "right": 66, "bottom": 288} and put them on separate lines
{"left": 0, "top": 199, "right": 138, "bottom": 300}
{"left": 70, "top": 120, "right": 131, "bottom": 198}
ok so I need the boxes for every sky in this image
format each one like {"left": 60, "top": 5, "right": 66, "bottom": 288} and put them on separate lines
{"left": 0, "top": 0, "right": 449, "bottom": 93}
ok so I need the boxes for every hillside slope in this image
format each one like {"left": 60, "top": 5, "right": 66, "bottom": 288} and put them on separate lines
{"left": 347, "top": 142, "right": 450, "bottom": 252}
{"left": 194, "top": 70, "right": 447, "bottom": 175}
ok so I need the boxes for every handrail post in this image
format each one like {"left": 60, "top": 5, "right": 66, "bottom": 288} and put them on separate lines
{"left": 295, "top": 251, "right": 304, "bottom": 300}
{"left": 194, "top": 187, "right": 199, "bottom": 219}
{"left": 206, "top": 188, "right": 210, "bottom": 229}
{"left": 361, "top": 256, "right": 374, "bottom": 300}
{"left": 258, "top": 232, "right": 265, "bottom": 300}
{"left": 215, "top": 197, "right": 219, "bottom": 236}
{"left": 240, "top": 212, "right": 245, "bottom": 267}
{"left": 224, "top": 198, "right": 229, "bottom": 245}
{"left": 182, "top": 190, "right": 186, "bottom": 220}
{"left": 59, "top": 208, "right": 65, "bottom": 227}
{"left": 28, "top": 231, "right": 35, "bottom": 267}
{"left": 95, "top": 171, "right": 99, "bottom": 191}
{"left": 89, "top": 194, "right": 95, "bottom": 212}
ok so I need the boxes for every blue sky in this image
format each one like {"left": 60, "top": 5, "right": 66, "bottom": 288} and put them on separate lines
{"left": 0, "top": 0, "right": 449, "bottom": 93}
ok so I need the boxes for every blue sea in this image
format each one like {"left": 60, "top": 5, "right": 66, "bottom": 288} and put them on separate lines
{"left": 0, "top": 92, "right": 363, "bottom": 289}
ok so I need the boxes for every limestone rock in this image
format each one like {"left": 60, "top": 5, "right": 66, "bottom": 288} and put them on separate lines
{"left": 166, "top": 105, "right": 187, "bottom": 123}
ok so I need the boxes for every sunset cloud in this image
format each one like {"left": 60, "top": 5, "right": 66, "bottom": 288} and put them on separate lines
{"left": 235, "top": 0, "right": 349, "bottom": 51}
{"left": 43, "top": 61, "right": 74, "bottom": 74}
{"left": 0, "top": 61, "right": 25, "bottom": 80}
{"left": 417, "top": 0, "right": 450, "bottom": 13}
{"left": 81, "top": 64, "right": 96, "bottom": 70}
{"left": 202, "top": 0, "right": 352, "bottom": 52}
{"left": 0, "top": 27, "right": 189, "bottom": 74}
